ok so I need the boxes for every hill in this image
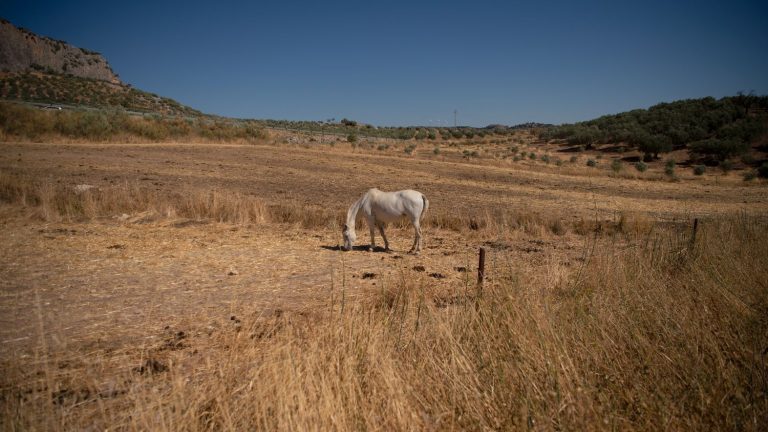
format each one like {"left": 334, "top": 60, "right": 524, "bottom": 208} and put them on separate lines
{"left": 0, "top": 71, "right": 202, "bottom": 117}
{"left": 0, "top": 18, "right": 120, "bottom": 83}
{"left": 0, "top": 18, "right": 201, "bottom": 117}
{"left": 540, "top": 95, "right": 768, "bottom": 164}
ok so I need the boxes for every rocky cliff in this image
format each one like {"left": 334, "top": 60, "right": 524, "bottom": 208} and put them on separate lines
{"left": 0, "top": 18, "right": 121, "bottom": 84}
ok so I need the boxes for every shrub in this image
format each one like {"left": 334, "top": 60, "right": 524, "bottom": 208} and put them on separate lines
{"left": 758, "top": 163, "right": 768, "bottom": 178}
{"left": 693, "top": 165, "right": 706, "bottom": 176}
{"left": 569, "top": 155, "right": 578, "bottom": 163}
{"left": 432, "top": 146, "right": 440, "bottom": 155}
{"left": 528, "top": 152, "right": 536, "bottom": 160}
{"left": 634, "top": 161, "right": 648, "bottom": 172}
{"left": 719, "top": 160, "right": 733, "bottom": 173}
{"left": 404, "top": 144, "right": 416, "bottom": 155}
{"left": 664, "top": 160, "right": 676, "bottom": 177}
{"left": 743, "top": 171, "right": 757, "bottom": 181}
{"left": 347, "top": 134, "right": 357, "bottom": 143}
{"left": 541, "top": 154, "right": 550, "bottom": 164}
{"left": 377, "top": 144, "right": 389, "bottom": 151}
{"left": 611, "top": 159, "right": 623, "bottom": 173}
{"left": 586, "top": 159, "right": 597, "bottom": 167}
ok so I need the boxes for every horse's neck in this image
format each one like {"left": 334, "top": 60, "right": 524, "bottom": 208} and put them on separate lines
{"left": 346, "top": 196, "right": 366, "bottom": 231}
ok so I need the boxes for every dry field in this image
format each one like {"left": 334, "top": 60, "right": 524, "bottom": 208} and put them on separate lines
{"left": 1, "top": 136, "right": 767, "bottom": 430}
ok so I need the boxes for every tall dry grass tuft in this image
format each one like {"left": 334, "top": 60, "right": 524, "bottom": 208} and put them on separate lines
{"left": 2, "top": 215, "right": 765, "bottom": 430}
{"left": 0, "top": 173, "right": 350, "bottom": 228}
{"left": 426, "top": 207, "right": 569, "bottom": 237}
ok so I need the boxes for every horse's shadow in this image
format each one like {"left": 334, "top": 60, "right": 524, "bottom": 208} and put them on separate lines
{"left": 321, "top": 245, "right": 390, "bottom": 253}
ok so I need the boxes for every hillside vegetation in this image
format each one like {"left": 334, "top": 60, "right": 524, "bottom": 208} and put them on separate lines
{"left": 263, "top": 118, "right": 530, "bottom": 141}
{"left": 0, "top": 101, "right": 263, "bottom": 142}
{"left": 0, "top": 71, "right": 201, "bottom": 117}
{"left": 540, "top": 95, "right": 768, "bottom": 163}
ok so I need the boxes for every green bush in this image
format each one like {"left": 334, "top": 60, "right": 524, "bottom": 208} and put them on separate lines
{"left": 664, "top": 160, "right": 676, "bottom": 177}
{"left": 586, "top": 159, "right": 597, "bottom": 167}
{"left": 743, "top": 171, "right": 757, "bottom": 181}
{"left": 347, "top": 134, "right": 358, "bottom": 143}
{"left": 611, "top": 159, "right": 623, "bottom": 173}
{"left": 693, "top": 165, "right": 706, "bottom": 176}
{"left": 634, "top": 161, "right": 648, "bottom": 172}
{"left": 432, "top": 146, "right": 440, "bottom": 155}
{"left": 528, "top": 152, "right": 537, "bottom": 160}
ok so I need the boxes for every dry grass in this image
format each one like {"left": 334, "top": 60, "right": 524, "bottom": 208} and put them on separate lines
{"left": 0, "top": 172, "right": 591, "bottom": 236}
{"left": 1, "top": 138, "right": 767, "bottom": 431}
{"left": 0, "top": 172, "right": 658, "bottom": 240}
{"left": 0, "top": 172, "right": 343, "bottom": 229}
{"left": 1, "top": 214, "right": 766, "bottom": 430}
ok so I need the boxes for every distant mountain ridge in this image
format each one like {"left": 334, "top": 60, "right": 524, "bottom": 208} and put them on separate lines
{"left": 0, "top": 18, "right": 120, "bottom": 84}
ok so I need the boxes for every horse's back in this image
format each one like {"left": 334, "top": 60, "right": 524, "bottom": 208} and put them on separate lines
{"left": 364, "top": 189, "right": 424, "bottom": 221}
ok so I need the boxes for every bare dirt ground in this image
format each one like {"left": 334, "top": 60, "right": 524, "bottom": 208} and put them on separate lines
{"left": 1, "top": 139, "right": 766, "bottom": 359}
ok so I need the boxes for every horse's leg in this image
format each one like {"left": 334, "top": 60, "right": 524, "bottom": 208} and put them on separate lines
{"left": 368, "top": 217, "right": 376, "bottom": 252}
{"left": 409, "top": 218, "right": 422, "bottom": 254}
{"left": 377, "top": 223, "right": 390, "bottom": 251}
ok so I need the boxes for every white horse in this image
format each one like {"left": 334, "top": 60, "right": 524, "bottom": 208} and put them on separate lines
{"left": 342, "top": 188, "right": 429, "bottom": 254}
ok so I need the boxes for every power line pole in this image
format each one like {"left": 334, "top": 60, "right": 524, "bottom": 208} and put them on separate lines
{"left": 453, "top": 109, "right": 457, "bottom": 127}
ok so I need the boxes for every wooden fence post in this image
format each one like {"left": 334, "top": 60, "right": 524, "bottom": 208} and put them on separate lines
{"left": 477, "top": 247, "right": 486, "bottom": 286}
{"left": 476, "top": 247, "right": 486, "bottom": 310}
{"left": 690, "top": 218, "right": 699, "bottom": 250}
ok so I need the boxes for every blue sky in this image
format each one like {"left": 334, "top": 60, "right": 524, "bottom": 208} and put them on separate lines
{"left": 3, "top": 0, "right": 767, "bottom": 126}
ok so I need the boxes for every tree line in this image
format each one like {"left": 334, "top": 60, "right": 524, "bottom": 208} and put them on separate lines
{"left": 539, "top": 94, "right": 768, "bottom": 162}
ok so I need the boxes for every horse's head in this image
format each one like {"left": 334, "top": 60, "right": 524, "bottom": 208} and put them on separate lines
{"left": 342, "top": 224, "right": 356, "bottom": 251}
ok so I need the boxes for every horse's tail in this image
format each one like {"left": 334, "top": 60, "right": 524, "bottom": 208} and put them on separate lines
{"left": 420, "top": 194, "right": 429, "bottom": 221}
